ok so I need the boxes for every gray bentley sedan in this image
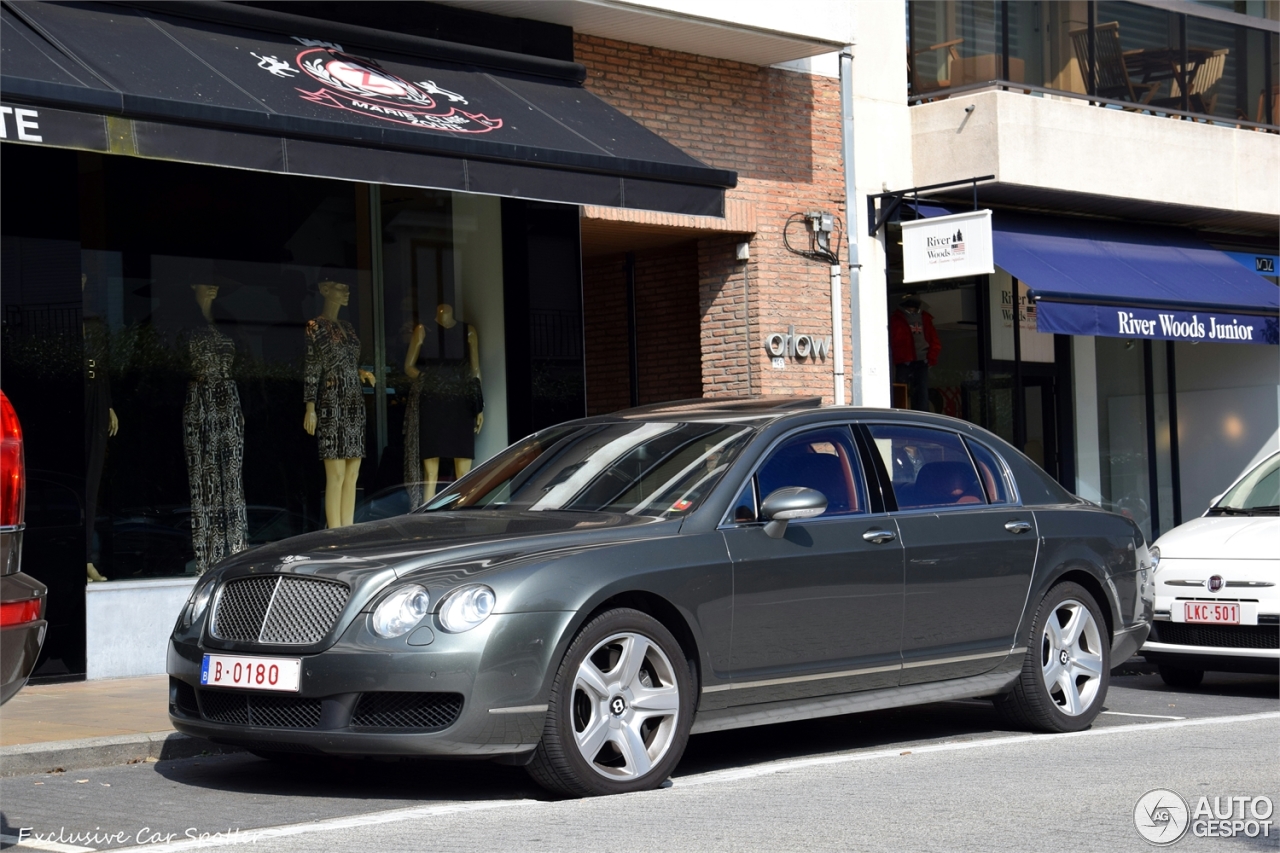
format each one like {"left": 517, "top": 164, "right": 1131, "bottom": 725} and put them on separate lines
{"left": 168, "top": 400, "right": 1154, "bottom": 797}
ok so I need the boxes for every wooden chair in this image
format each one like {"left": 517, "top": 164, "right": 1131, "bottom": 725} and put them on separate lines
{"left": 1069, "top": 22, "right": 1161, "bottom": 105}
{"left": 1169, "top": 48, "right": 1228, "bottom": 115}
{"left": 910, "top": 38, "right": 963, "bottom": 93}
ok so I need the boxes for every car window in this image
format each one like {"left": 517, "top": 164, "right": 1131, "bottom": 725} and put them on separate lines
{"left": 730, "top": 480, "right": 758, "bottom": 523}
{"left": 867, "top": 424, "right": 987, "bottom": 510}
{"left": 965, "top": 438, "right": 1013, "bottom": 505}
{"left": 424, "top": 421, "right": 753, "bottom": 518}
{"left": 754, "top": 427, "right": 865, "bottom": 518}
{"left": 1213, "top": 452, "right": 1280, "bottom": 514}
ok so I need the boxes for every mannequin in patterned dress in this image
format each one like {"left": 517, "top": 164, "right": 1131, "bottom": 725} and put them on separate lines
{"left": 303, "top": 278, "right": 376, "bottom": 528}
{"left": 183, "top": 282, "right": 247, "bottom": 574}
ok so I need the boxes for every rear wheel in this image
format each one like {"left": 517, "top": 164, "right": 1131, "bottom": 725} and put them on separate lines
{"left": 1158, "top": 664, "right": 1204, "bottom": 689}
{"left": 996, "top": 581, "right": 1110, "bottom": 733}
{"left": 527, "top": 608, "right": 693, "bottom": 797}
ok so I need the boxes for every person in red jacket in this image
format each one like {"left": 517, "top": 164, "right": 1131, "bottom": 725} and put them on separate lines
{"left": 889, "top": 293, "right": 941, "bottom": 411}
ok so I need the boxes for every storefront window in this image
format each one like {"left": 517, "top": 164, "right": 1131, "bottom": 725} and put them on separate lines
{"left": 3, "top": 141, "right": 580, "bottom": 678}
{"left": 1080, "top": 336, "right": 1158, "bottom": 541}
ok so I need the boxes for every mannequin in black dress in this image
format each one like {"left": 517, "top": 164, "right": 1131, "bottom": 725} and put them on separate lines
{"left": 303, "top": 278, "right": 376, "bottom": 528}
{"left": 403, "top": 303, "right": 483, "bottom": 500}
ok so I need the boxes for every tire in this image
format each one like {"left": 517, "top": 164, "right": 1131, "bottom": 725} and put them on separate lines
{"left": 1158, "top": 664, "right": 1204, "bottom": 689}
{"left": 527, "top": 608, "right": 694, "bottom": 797}
{"left": 995, "top": 581, "right": 1110, "bottom": 733}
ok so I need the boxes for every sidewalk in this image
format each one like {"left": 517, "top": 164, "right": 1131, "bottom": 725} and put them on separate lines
{"left": 0, "top": 675, "right": 237, "bottom": 776}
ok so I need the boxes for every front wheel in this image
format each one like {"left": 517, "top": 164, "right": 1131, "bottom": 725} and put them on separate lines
{"left": 527, "top": 608, "right": 694, "bottom": 797}
{"left": 995, "top": 581, "right": 1110, "bottom": 733}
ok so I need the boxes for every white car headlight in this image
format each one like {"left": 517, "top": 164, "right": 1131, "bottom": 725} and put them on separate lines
{"left": 372, "top": 585, "right": 430, "bottom": 638}
{"left": 438, "top": 585, "right": 496, "bottom": 633}
{"left": 1149, "top": 545, "right": 1161, "bottom": 570}
{"left": 182, "top": 578, "right": 217, "bottom": 629}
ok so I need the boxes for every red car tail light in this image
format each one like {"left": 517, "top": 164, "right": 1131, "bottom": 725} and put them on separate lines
{"left": 0, "top": 597, "right": 41, "bottom": 627}
{"left": 0, "top": 390, "right": 25, "bottom": 529}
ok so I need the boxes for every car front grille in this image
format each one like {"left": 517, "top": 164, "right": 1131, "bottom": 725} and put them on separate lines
{"left": 351, "top": 692, "right": 464, "bottom": 730}
{"left": 196, "top": 689, "right": 323, "bottom": 728}
{"left": 211, "top": 576, "right": 349, "bottom": 644}
{"left": 1151, "top": 622, "right": 1280, "bottom": 649}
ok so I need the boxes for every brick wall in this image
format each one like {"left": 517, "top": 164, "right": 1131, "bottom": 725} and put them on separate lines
{"left": 583, "top": 242, "right": 703, "bottom": 415}
{"left": 575, "top": 34, "right": 849, "bottom": 403}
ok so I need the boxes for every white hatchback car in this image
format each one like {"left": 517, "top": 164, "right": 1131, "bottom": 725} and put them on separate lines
{"left": 1142, "top": 451, "right": 1279, "bottom": 687}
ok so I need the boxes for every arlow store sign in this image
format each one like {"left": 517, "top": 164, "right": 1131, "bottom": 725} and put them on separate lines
{"left": 901, "top": 209, "right": 994, "bottom": 284}
{"left": 1035, "top": 303, "right": 1279, "bottom": 345}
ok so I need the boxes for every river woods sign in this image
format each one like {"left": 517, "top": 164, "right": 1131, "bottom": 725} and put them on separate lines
{"left": 901, "top": 210, "right": 994, "bottom": 284}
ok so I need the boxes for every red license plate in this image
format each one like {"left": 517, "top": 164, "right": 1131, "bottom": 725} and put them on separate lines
{"left": 1184, "top": 602, "right": 1240, "bottom": 624}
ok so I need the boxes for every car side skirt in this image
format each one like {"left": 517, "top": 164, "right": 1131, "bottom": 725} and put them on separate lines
{"left": 690, "top": 660, "right": 1023, "bottom": 735}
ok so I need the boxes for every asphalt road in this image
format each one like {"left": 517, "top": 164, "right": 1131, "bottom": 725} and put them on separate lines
{"left": 2, "top": 672, "right": 1276, "bottom": 853}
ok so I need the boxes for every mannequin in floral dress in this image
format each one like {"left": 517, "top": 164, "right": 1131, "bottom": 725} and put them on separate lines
{"left": 303, "top": 277, "right": 376, "bottom": 528}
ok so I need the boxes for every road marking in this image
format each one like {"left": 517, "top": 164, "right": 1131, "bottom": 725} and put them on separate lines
{"left": 108, "top": 800, "right": 540, "bottom": 853}
{"left": 1101, "top": 710, "right": 1186, "bottom": 720}
{"left": 106, "top": 711, "right": 1280, "bottom": 852}
{"left": 0, "top": 834, "right": 96, "bottom": 853}
{"left": 677, "top": 711, "right": 1280, "bottom": 788}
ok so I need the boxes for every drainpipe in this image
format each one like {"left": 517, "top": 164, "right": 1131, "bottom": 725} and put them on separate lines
{"left": 840, "top": 44, "right": 861, "bottom": 406}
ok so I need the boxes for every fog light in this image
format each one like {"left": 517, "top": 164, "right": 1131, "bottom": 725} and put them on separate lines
{"left": 438, "top": 585, "right": 496, "bottom": 633}
{"left": 372, "top": 585, "right": 430, "bottom": 638}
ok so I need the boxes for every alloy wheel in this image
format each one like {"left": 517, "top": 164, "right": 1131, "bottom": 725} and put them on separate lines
{"left": 1039, "top": 598, "right": 1105, "bottom": 716}
{"left": 570, "top": 632, "right": 681, "bottom": 780}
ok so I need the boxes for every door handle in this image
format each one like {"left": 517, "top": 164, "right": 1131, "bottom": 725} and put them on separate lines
{"left": 863, "top": 529, "right": 897, "bottom": 544}
{"left": 1004, "top": 520, "right": 1032, "bottom": 534}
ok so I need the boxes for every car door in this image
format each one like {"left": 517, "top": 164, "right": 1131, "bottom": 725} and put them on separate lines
{"left": 720, "top": 425, "right": 904, "bottom": 705}
{"left": 860, "top": 423, "right": 1037, "bottom": 685}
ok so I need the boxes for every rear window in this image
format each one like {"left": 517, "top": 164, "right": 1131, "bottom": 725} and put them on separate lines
{"left": 965, "top": 439, "right": 1013, "bottom": 505}
{"left": 867, "top": 424, "right": 987, "bottom": 510}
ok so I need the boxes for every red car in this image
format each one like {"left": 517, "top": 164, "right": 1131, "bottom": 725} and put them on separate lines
{"left": 1, "top": 390, "right": 47, "bottom": 704}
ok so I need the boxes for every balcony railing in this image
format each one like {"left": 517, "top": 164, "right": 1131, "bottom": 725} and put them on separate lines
{"left": 907, "top": 0, "right": 1279, "bottom": 133}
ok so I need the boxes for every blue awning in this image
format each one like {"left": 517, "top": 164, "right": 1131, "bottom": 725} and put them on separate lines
{"left": 912, "top": 207, "right": 1278, "bottom": 345}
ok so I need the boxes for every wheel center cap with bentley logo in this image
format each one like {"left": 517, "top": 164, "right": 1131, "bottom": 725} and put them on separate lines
{"left": 1207, "top": 575, "right": 1225, "bottom": 592}
{"left": 610, "top": 695, "right": 627, "bottom": 716}
{"left": 1058, "top": 649, "right": 1070, "bottom": 665}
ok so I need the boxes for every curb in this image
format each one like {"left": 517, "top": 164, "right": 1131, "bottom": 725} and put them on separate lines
{"left": 0, "top": 732, "right": 243, "bottom": 777}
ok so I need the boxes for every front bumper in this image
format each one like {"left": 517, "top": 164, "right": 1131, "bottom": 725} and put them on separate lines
{"left": 168, "top": 610, "right": 575, "bottom": 758}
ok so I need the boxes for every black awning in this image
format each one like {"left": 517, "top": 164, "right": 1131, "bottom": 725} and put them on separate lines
{"left": 0, "top": 1, "right": 736, "bottom": 215}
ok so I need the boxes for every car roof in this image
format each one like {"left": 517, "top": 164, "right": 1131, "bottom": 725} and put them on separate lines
{"left": 595, "top": 399, "right": 986, "bottom": 432}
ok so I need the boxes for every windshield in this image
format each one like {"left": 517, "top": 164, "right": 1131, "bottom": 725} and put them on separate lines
{"left": 422, "top": 421, "right": 754, "bottom": 517}
{"left": 1212, "top": 453, "right": 1280, "bottom": 515}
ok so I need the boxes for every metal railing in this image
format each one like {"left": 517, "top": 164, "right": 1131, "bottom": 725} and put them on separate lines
{"left": 908, "top": 78, "right": 1279, "bottom": 133}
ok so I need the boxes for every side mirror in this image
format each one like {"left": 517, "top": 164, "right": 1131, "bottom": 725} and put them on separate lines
{"left": 760, "top": 487, "right": 827, "bottom": 539}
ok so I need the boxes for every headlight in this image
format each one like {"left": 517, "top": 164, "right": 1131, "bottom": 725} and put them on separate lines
{"left": 181, "top": 577, "right": 218, "bottom": 629}
{"left": 438, "top": 585, "right": 496, "bottom": 633}
{"left": 1149, "top": 545, "right": 1161, "bottom": 570}
{"left": 372, "top": 585, "right": 430, "bottom": 638}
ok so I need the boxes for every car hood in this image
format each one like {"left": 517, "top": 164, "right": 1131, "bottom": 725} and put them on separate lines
{"left": 213, "top": 509, "right": 672, "bottom": 584}
{"left": 1153, "top": 515, "right": 1279, "bottom": 561}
